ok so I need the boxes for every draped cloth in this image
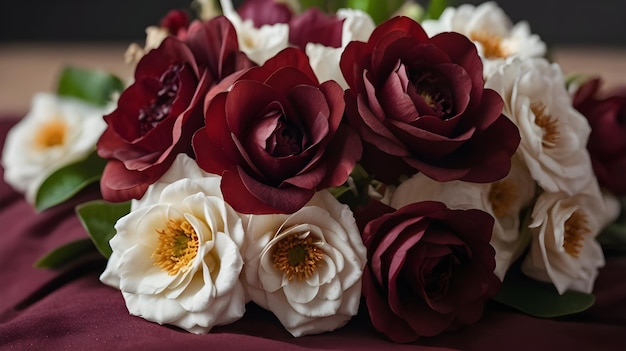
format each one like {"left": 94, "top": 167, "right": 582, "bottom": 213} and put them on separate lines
{"left": 0, "top": 117, "right": 624, "bottom": 350}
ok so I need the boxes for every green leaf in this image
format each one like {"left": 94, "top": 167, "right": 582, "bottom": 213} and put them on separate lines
{"left": 494, "top": 265, "right": 595, "bottom": 318}
{"left": 299, "top": 0, "right": 346, "bottom": 13}
{"left": 35, "top": 151, "right": 107, "bottom": 212}
{"left": 76, "top": 200, "right": 131, "bottom": 258}
{"left": 424, "top": 0, "right": 449, "bottom": 20}
{"left": 345, "top": 0, "right": 405, "bottom": 24}
{"left": 34, "top": 238, "right": 97, "bottom": 269}
{"left": 57, "top": 66, "right": 124, "bottom": 106}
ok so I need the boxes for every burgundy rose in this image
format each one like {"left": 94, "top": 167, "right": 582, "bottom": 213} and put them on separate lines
{"left": 98, "top": 17, "right": 253, "bottom": 202}
{"left": 289, "top": 8, "right": 344, "bottom": 49}
{"left": 340, "top": 16, "right": 520, "bottom": 184}
{"left": 360, "top": 200, "right": 500, "bottom": 343}
{"left": 98, "top": 37, "right": 208, "bottom": 201}
{"left": 238, "top": 0, "right": 294, "bottom": 27}
{"left": 192, "top": 48, "right": 361, "bottom": 214}
{"left": 573, "top": 78, "right": 626, "bottom": 195}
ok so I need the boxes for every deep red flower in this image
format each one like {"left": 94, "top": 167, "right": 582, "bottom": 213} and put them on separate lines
{"left": 98, "top": 17, "right": 253, "bottom": 202}
{"left": 160, "top": 9, "right": 189, "bottom": 36}
{"left": 360, "top": 201, "right": 500, "bottom": 343}
{"left": 238, "top": 0, "right": 294, "bottom": 27}
{"left": 573, "top": 78, "right": 626, "bottom": 195}
{"left": 289, "top": 8, "right": 344, "bottom": 49}
{"left": 192, "top": 48, "right": 361, "bottom": 214}
{"left": 340, "top": 16, "right": 520, "bottom": 184}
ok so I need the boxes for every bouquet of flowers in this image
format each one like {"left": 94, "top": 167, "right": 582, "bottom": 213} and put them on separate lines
{"left": 3, "top": 0, "right": 625, "bottom": 344}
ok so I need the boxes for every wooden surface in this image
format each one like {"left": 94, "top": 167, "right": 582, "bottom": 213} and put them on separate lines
{"left": 1, "top": 43, "right": 625, "bottom": 115}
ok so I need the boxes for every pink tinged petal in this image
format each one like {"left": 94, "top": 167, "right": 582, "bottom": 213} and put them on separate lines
{"left": 370, "top": 216, "right": 428, "bottom": 287}
{"left": 363, "top": 71, "right": 386, "bottom": 120}
{"left": 346, "top": 92, "right": 408, "bottom": 156}
{"left": 100, "top": 160, "right": 155, "bottom": 202}
{"left": 377, "top": 64, "right": 419, "bottom": 123}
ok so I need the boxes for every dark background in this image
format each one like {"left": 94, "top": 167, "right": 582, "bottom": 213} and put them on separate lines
{"left": 1, "top": 0, "right": 625, "bottom": 46}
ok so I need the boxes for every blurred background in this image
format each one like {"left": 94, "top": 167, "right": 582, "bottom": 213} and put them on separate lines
{"left": 1, "top": 0, "right": 625, "bottom": 113}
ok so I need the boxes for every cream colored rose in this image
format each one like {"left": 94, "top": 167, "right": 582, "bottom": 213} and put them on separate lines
{"left": 522, "top": 182, "right": 619, "bottom": 294}
{"left": 421, "top": 1, "right": 546, "bottom": 77}
{"left": 485, "top": 57, "right": 594, "bottom": 196}
{"left": 242, "top": 190, "right": 367, "bottom": 337}
{"left": 100, "top": 154, "right": 247, "bottom": 333}
{"left": 1, "top": 93, "right": 108, "bottom": 203}
{"left": 390, "top": 157, "right": 536, "bottom": 281}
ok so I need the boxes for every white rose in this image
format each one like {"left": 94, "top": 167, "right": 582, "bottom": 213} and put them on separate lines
{"left": 242, "top": 190, "right": 367, "bottom": 337}
{"left": 421, "top": 1, "right": 546, "bottom": 77}
{"left": 100, "top": 154, "right": 247, "bottom": 334}
{"left": 306, "top": 8, "right": 374, "bottom": 88}
{"left": 219, "top": 0, "right": 289, "bottom": 65}
{"left": 485, "top": 57, "right": 594, "bottom": 196}
{"left": 1, "top": 93, "right": 108, "bottom": 203}
{"left": 390, "top": 157, "right": 536, "bottom": 281}
{"left": 522, "top": 181, "right": 619, "bottom": 294}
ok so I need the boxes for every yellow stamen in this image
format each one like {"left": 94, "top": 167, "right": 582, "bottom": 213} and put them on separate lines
{"left": 489, "top": 180, "right": 518, "bottom": 218}
{"left": 563, "top": 210, "right": 590, "bottom": 257}
{"left": 469, "top": 32, "right": 509, "bottom": 59}
{"left": 272, "top": 232, "right": 324, "bottom": 281}
{"left": 33, "top": 119, "right": 67, "bottom": 149}
{"left": 152, "top": 218, "right": 199, "bottom": 275}
{"left": 532, "top": 103, "right": 560, "bottom": 149}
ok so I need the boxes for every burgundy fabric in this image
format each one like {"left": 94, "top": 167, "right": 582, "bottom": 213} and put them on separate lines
{"left": 0, "top": 116, "right": 624, "bottom": 350}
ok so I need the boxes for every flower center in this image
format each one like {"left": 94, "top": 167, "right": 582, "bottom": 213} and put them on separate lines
{"left": 266, "top": 115, "right": 304, "bottom": 157}
{"left": 489, "top": 180, "right": 518, "bottom": 218}
{"left": 563, "top": 210, "right": 590, "bottom": 257}
{"left": 152, "top": 217, "right": 200, "bottom": 275}
{"left": 469, "top": 32, "right": 509, "bottom": 59}
{"left": 532, "top": 103, "right": 560, "bottom": 149}
{"left": 272, "top": 232, "right": 323, "bottom": 281}
{"left": 408, "top": 68, "right": 454, "bottom": 119}
{"left": 33, "top": 118, "right": 67, "bottom": 149}
{"left": 138, "top": 62, "right": 184, "bottom": 134}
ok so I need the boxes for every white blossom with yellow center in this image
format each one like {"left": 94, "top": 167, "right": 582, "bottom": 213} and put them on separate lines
{"left": 100, "top": 154, "right": 247, "bottom": 334}
{"left": 421, "top": 1, "right": 546, "bottom": 78}
{"left": 1, "top": 93, "right": 108, "bottom": 203}
{"left": 242, "top": 190, "right": 367, "bottom": 337}
{"left": 485, "top": 57, "right": 595, "bottom": 197}
{"left": 390, "top": 156, "right": 536, "bottom": 281}
{"left": 522, "top": 181, "right": 619, "bottom": 294}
